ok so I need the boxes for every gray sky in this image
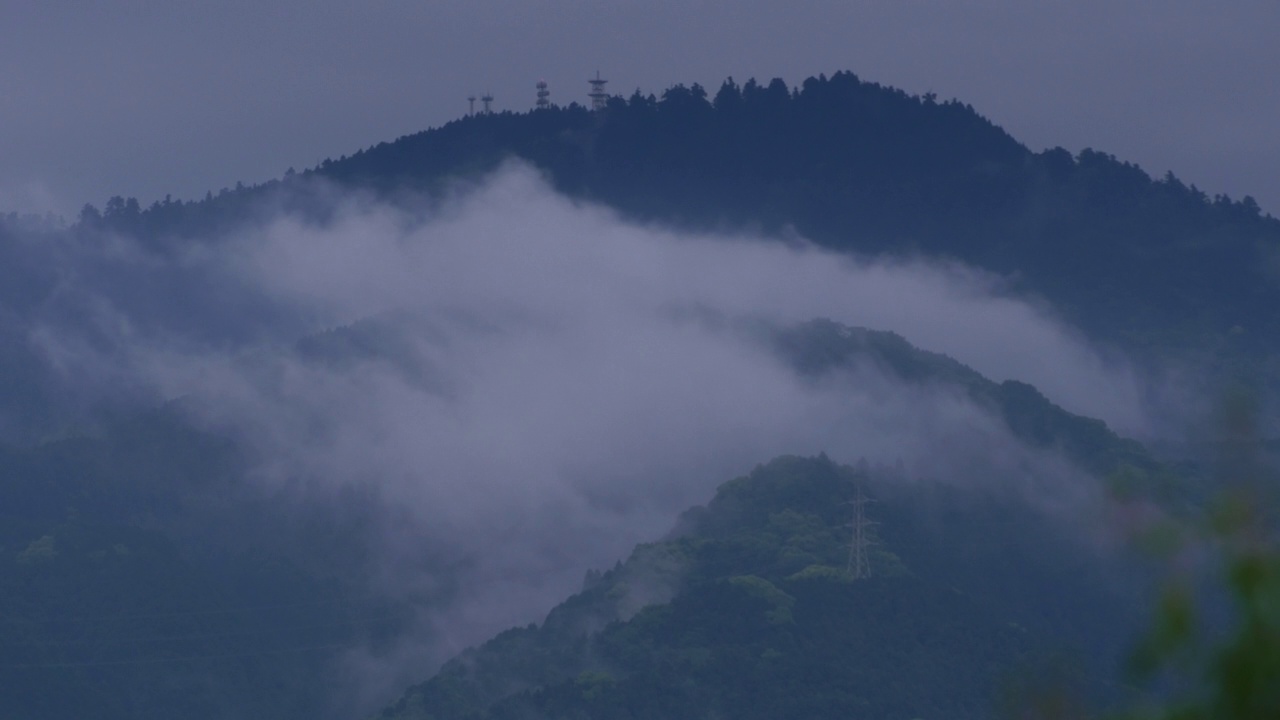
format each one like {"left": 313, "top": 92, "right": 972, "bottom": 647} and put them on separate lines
{"left": 1, "top": 1, "right": 1277, "bottom": 217}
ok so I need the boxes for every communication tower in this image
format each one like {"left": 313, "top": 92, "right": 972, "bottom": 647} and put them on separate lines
{"left": 587, "top": 71, "right": 608, "bottom": 111}
{"left": 536, "top": 80, "right": 550, "bottom": 109}
{"left": 467, "top": 95, "right": 476, "bottom": 116}
{"left": 481, "top": 92, "right": 494, "bottom": 114}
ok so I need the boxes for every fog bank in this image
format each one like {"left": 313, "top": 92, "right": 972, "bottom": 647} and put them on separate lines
{"left": 22, "top": 163, "right": 1151, "bottom": 704}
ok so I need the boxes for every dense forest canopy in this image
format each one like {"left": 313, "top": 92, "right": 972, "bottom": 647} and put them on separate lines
{"left": 374, "top": 453, "right": 1156, "bottom": 720}
{"left": 75, "top": 71, "right": 1280, "bottom": 368}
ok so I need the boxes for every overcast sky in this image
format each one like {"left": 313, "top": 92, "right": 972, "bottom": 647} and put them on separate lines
{"left": 1, "top": 1, "right": 1276, "bottom": 218}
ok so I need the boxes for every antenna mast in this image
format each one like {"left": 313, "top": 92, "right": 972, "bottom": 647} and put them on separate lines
{"left": 536, "top": 80, "right": 550, "bottom": 109}
{"left": 587, "top": 71, "right": 608, "bottom": 111}
{"left": 481, "top": 92, "right": 494, "bottom": 114}
{"left": 467, "top": 95, "right": 476, "bottom": 116}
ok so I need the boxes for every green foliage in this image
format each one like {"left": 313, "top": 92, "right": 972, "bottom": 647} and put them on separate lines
{"left": 0, "top": 408, "right": 420, "bottom": 720}
{"left": 81, "top": 71, "right": 1280, "bottom": 383}
{"left": 0, "top": 319, "right": 1182, "bottom": 720}
{"left": 301, "top": 72, "right": 1279, "bottom": 369}
{"left": 787, "top": 563, "right": 852, "bottom": 582}
{"left": 374, "top": 454, "right": 1160, "bottom": 720}
{"left": 1117, "top": 396, "right": 1280, "bottom": 720}
{"left": 727, "top": 575, "right": 796, "bottom": 625}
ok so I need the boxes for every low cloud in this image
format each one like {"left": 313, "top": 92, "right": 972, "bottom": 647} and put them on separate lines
{"left": 24, "top": 162, "right": 1151, "bottom": 708}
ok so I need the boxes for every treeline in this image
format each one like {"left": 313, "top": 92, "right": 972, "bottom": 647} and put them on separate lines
{"left": 77, "top": 71, "right": 1280, "bottom": 364}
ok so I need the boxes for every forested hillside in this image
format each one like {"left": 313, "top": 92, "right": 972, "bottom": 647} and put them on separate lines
{"left": 374, "top": 454, "right": 1149, "bottom": 720}
{"left": 0, "top": 407, "right": 419, "bottom": 719}
{"left": 0, "top": 320, "right": 1171, "bottom": 719}
{"left": 80, "top": 71, "right": 1280, "bottom": 367}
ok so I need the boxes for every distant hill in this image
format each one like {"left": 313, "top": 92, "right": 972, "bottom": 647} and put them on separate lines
{"left": 294, "top": 316, "right": 1175, "bottom": 718}
{"left": 0, "top": 318, "right": 1175, "bottom": 720}
{"left": 84, "top": 71, "right": 1280, "bottom": 370}
{"left": 769, "top": 318, "right": 1165, "bottom": 481}
{"left": 305, "top": 314, "right": 1174, "bottom": 486}
{"left": 0, "top": 407, "right": 417, "bottom": 720}
{"left": 372, "top": 453, "right": 1149, "bottom": 720}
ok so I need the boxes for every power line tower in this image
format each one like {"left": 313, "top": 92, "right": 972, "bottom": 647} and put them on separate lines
{"left": 536, "top": 80, "right": 550, "bottom": 109}
{"left": 587, "top": 71, "right": 608, "bottom": 111}
{"left": 845, "top": 482, "right": 879, "bottom": 579}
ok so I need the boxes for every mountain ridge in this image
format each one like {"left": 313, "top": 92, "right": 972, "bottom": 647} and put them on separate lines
{"left": 371, "top": 450, "right": 1145, "bottom": 720}
{"left": 0, "top": 316, "right": 1172, "bottom": 719}
{"left": 74, "top": 71, "right": 1280, "bottom": 385}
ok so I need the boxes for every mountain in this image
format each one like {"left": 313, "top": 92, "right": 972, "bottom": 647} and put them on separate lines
{"left": 81, "top": 72, "right": 1280, "bottom": 370}
{"left": 372, "top": 451, "right": 1147, "bottom": 720}
{"left": 769, "top": 318, "right": 1164, "bottom": 481}
{"left": 5, "top": 68, "right": 1274, "bottom": 718}
{"left": 0, "top": 318, "right": 1171, "bottom": 719}
{"left": 289, "top": 316, "right": 1170, "bottom": 718}
{"left": 0, "top": 407, "right": 418, "bottom": 720}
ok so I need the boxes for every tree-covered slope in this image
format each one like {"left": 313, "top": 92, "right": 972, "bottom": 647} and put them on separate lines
{"left": 0, "top": 314, "right": 1172, "bottom": 719}
{"left": 374, "top": 454, "right": 1145, "bottom": 720}
{"left": 89, "top": 71, "right": 1278, "bottom": 364}
{"left": 318, "top": 72, "right": 1278, "bottom": 359}
{"left": 770, "top": 318, "right": 1162, "bottom": 479}
{"left": 0, "top": 407, "right": 417, "bottom": 720}
{"left": 360, "top": 321, "right": 1184, "bottom": 720}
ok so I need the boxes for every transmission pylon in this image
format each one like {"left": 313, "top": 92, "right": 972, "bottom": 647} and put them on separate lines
{"left": 845, "top": 483, "right": 879, "bottom": 579}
